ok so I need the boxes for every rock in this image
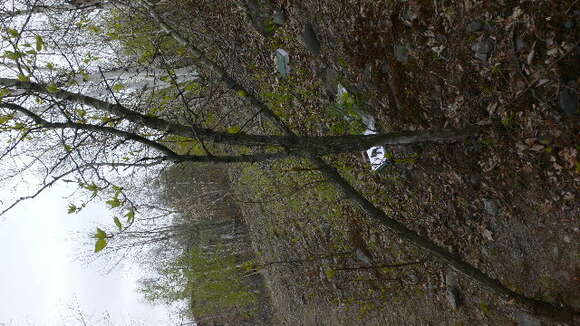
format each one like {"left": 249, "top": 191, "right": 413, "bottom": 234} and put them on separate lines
{"left": 273, "top": 8, "right": 287, "bottom": 26}
{"left": 355, "top": 248, "right": 372, "bottom": 265}
{"left": 275, "top": 48, "right": 290, "bottom": 76}
{"left": 446, "top": 286, "right": 461, "bottom": 310}
{"left": 379, "top": 62, "right": 390, "bottom": 74}
{"left": 445, "top": 269, "right": 461, "bottom": 309}
{"left": 359, "top": 111, "right": 376, "bottom": 130}
{"left": 394, "top": 44, "right": 409, "bottom": 63}
{"left": 482, "top": 228, "right": 494, "bottom": 241}
{"left": 558, "top": 87, "right": 578, "bottom": 115}
{"left": 408, "top": 271, "right": 419, "bottom": 283}
{"left": 516, "top": 312, "right": 541, "bottom": 326}
{"left": 472, "top": 38, "right": 493, "bottom": 61}
{"left": 483, "top": 198, "right": 500, "bottom": 216}
{"left": 467, "top": 21, "right": 483, "bottom": 33}
{"left": 322, "top": 66, "right": 339, "bottom": 97}
{"left": 302, "top": 23, "right": 321, "bottom": 56}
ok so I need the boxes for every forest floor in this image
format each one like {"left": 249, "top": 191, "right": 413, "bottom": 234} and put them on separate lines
{"left": 170, "top": 0, "right": 579, "bottom": 325}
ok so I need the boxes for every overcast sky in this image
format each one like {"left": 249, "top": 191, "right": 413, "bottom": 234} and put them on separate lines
{"left": 0, "top": 182, "right": 177, "bottom": 326}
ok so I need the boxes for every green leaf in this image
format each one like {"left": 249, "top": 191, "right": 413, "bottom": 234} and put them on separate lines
{"left": 112, "top": 83, "right": 125, "bottom": 92}
{"left": 67, "top": 204, "right": 78, "bottom": 214}
{"left": 106, "top": 197, "right": 121, "bottom": 208}
{"left": 46, "top": 84, "right": 59, "bottom": 93}
{"left": 3, "top": 50, "right": 24, "bottom": 60}
{"left": 226, "top": 126, "right": 241, "bottom": 134}
{"left": 6, "top": 28, "right": 19, "bottom": 38}
{"left": 324, "top": 269, "right": 336, "bottom": 280}
{"left": 125, "top": 209, "right": 135, "bottom": 224}
{"left": 35, "top": 35, "right": 44, "bottom": 52}
{"left": 113, "top": 217, "right": 123, "bottom": 230}
{"left": 94, "top": 238, "right": 107, "bottom": 253}
{"left": 94, "top": 227, "right": 107, "bottom": 239}
{"left": 13, "top": 122, "right": 27, "bottom": 130}
{"left": 236, "top": 90, "right": 247, "bottom": 97}
{"left": 0, "top": 88, "right": 11, "bottom": 98}
{"left": 46, "top": 62, "right": 55, "bottom": 70}
{"left": 0, "top": 115, "right": 13, "bottom": 124}
{"left": 83, "top": 182, "right": 100, "bottom": 193}
{"left": 17, "top": 74, "right": 30, "bottom": 82}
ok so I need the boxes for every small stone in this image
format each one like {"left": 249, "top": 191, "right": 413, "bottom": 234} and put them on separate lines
{"left": 558, "top": 87, "right": 578, "bottom": 115}
{"left": 474, "top": 52, "right": 488, "bottom": 61}
{"left": 273, "top": 8, "right": 287, "bottom": 26}
{"left": 483, "top": 198, "right": 500, "bottom": 216}
{"left": 275, "top": 48, "right": 290, "bottom": 76}
{"left": 408, "top": 271, "right": 419, "bottom": 283}
{"left": 359, "top": 111, "right": 376, "bottom": 130}
{"left": 394, "top": 44, "right": 409, "bottom": 63}
{"left": 563, "top": 235, "right": 571, "bottom": 243}
{"left": 472, "top": 38, "right": 493, "bottom": 61}
{"left": 446, "top": 286, "right": 461, "bottom": 309}
{"left": 445, "top": 269, "right": 461, "bottom": 309}
{"left": 482, "top": 229, "right": 494, "bottom": 241}
{"left": 379, "top": 62, "right": 390, "bottom": 74}
{"left": 516, "top": 312, "right": 541, "bottom": 326}
{"left": 355, "top": 248, "right": 372, "bottom": 265}
{"left": 466, "top": 21, "right": 483, "bottom": 32}
{"left": 302, "top": 23, "right": 321, "bottom": 56}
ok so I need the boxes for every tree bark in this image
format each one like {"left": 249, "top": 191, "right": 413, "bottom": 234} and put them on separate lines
{"left": 0, "top": 78, "right": 474, "bottom": 155}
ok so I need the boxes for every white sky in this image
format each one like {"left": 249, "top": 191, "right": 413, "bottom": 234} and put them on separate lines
{"left": 0, "top": 182, "right": 176, "bottom": 326}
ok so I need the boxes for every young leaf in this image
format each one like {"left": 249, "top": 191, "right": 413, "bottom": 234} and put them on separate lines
{"left": 0, "top": 88, "right": 11, "bottom": 98}
{"left": 106, "top": 197, "right": 121, "bottom": 208}
{"left": 17, "top": 74, "right": 30, "bottom": 82}
{"left": 226, "top": 126, "right": 241, "bottom": 134}
{"left": 112, "top": 83, "right": 125, "bottom": 92}
{"left": 46, "top": 84, "right": 59, "bottom": 93}
{"left": 125, "top": 209, "right": 135, "bottom": 224}
{"left": 35, "top": 35, "right": 44, "bottom": 52}
{"left": 113, "top": 217, "right": 123, "bottom": 230}
{"left": 94, "top": 238, "right": 107, "bottom": 253}
{"left": 67, "top": 204, "right": 78, "bottom": 214}
{"left": 6, "top": 28, "right": 19, "bottom": 38}
{"left": 94, "top": 227, "right": 107, "bottom": 239}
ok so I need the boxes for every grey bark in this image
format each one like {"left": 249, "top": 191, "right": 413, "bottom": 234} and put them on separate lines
{"left": 0, "top": 78, "right": 473, "bottom": 156}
